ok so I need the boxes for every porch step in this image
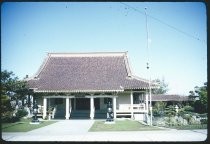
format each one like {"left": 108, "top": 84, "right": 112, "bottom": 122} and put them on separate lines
{"left": 53, "top": 104, "right": 65, "bottom": 119}
{"left": 70, "top": 110, "right": 90, "bottom": 119}
{"left": 94, "top": 110, "right": 107, "bottom": 119}
{"left": 116, "top": 112, "right": 132, "bottom": 118}
{"left": 117, "top": 113, "right": 132, "bottom": 115}
{"left": 54, "top": 109, "right": 65, "bottom": 119}
{"left": 70, "top": 110, "right": 107, "bottom": 119}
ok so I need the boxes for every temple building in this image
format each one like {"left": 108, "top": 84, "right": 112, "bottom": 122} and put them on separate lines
{"left": 27, "top": 52, "right": 157, "bottom": 121}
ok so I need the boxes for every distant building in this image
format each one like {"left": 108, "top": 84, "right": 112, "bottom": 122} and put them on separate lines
{"left": 152, "top": 94, "right": 192, "bottom": 106}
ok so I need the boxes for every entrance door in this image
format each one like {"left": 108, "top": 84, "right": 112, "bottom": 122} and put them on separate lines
{"left": 76, "top": 98, "right": 90, "bottom": 110}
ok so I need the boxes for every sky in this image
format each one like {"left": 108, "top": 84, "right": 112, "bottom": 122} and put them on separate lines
{"left": 1, "top": 2, "right": 207, "bottom": 95}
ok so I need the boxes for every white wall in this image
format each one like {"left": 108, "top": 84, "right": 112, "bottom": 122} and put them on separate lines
{"left": 117, "top": 93, "right": 131, "bottom": 104}
{"left": 117, "top": 93, "right": 130, "bottom": 109}
{"left": 99, "top": 96, "right": 131, "bottom": 111}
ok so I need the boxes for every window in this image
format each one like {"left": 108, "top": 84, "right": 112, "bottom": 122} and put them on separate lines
{"left": 133, "top": 93, "right": 145, "bottom": 104}
{"left": 133, "top": 94, "right": 139, "bottom": 104}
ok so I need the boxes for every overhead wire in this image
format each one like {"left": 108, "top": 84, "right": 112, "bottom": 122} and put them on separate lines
{"left": 120, "top": 2, "right": 206, "bottom": 44}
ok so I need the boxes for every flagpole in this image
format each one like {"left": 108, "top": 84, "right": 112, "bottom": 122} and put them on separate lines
{"left": 145, "top": 7, "right": 152, "bottom": 126}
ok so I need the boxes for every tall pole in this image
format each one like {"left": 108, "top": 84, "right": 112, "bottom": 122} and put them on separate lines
{"left": 145, "top": 7, "right": 152, "bottom": 126}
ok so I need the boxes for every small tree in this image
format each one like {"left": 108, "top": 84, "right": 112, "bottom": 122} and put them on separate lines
{"left": 164, "top": 105, "right": 177, "bottom": 126}
{"left": 188, "top": 82, "right": 207, "bottom": 113}
{"left": 1, "top": 70, "right": 30, "bottom": 122}
{"left": 153, "top": 101, "right": 167, "bottom": 116}
{"left": 1, "top": 95, "right": 15, "bottom": 122}
{"left": 165, "top": 105, "right": 176, "bottom": 117}
{"left": 152, "top": 78, "right": 169, "bottom": 94}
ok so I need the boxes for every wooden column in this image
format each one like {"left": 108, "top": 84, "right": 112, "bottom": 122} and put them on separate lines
{"left": 90, "top": 96, "right": 94, "bottom": 119}
{"left": 130, "top": 91, "right": 134, "bottom": 119}
{"left": 113, "top": 96, "right": 117, "bottom": 119}
{"left": 69, "top": 98, "right": 72, "bottom": 118}
{"left": 43, "top": 97, "right": 47, "bottom": 119}
{"left": 65, "top": 97, "right": 70, "bottom": 120}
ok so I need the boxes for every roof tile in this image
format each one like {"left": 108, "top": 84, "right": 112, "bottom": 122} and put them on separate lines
{"left": 28, "top": 52, "right": 155, "bottom": 92}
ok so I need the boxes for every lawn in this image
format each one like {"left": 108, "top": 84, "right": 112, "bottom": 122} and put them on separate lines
{"left": 2, "top": 118, "right": 57, "bottom": 132}
{"left": 165, "top": 124, "right": 207, "bottom": 130}
{"left": 89, "top": 119, "right": 163, "bottom": 132}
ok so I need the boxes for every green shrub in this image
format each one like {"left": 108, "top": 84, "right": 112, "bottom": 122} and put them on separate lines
{"left": 153, "top": 102, "right": 166, "bottom": 116}
{"left": 182, "top": 114, "right": 192, "bottom": 124}
{"left": 183, "top": 105, "right": 194, "bottom": 112}
{"left": 164, "top": 117, "right": 173, "bottom": 126}
{"left": 189, "top": 117, "right": 200, "bottom": 125}
{"left": 200, "top": 119, "right": 207, "bottom": 124}
{"left": 1, "top": 111, "right": 21, "bottom": 123}
{"left": 16, "top": 109, "right": 28, "bottom": 119}
{"left": 10, "top": 116, "right": 19, "bottom": 123}
{"left": 1, "top": 111, "right": 13, "bottom": 122}
{"left": 165, "top": 105, "right": 176, "bottom": 117}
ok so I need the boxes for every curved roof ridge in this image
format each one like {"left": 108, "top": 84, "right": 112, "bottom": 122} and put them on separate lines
{"left": 48, "top": 52, "right": 127, "bottom": 57}
{"left": 33, "top": 54, "right": 51, "bottom": 78}
{"left": 131, "top": 75, "right": 149, "bottom": 83}
{"left": 131, "top": 75, "right": 159, "bottom": 88}
{"left": 123, "top": 51, "right": 132, "bottom": 77}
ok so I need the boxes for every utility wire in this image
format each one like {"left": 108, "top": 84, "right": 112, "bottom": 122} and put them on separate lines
{"left": 120, "top": 2, "right": 206, "bottom": 44}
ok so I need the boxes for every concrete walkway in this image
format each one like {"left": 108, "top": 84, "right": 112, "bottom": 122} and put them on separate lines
{"left": 2, "top": 120, "right": 208, "bottom": 142}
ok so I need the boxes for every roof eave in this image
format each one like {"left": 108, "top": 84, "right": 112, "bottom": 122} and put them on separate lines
{"left": 33, "top": 89, "right": 124, "bottom": 93}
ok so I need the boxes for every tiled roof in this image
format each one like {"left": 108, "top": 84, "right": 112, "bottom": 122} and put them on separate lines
{"left": 27, "top": 52, "right": 157, "bottom": 93}
{"left": 152, "top": 94, "right": 190, "bottom": 101}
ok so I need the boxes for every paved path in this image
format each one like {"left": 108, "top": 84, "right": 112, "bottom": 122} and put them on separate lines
{"left": 2, "top": 120, "right": 208, "bottom": 142}
{"left": 27, "top": 120, "right": 94, "bottom": 135}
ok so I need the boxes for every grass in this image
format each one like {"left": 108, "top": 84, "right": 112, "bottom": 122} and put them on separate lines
{"left": 165, "top": 124, "right": 207, "bottom": 130}
{"left": 2, "top": 118, "right": 57, "bottom": 132}
{"left": 89, "top": 119, "right": 163, "bottom": 132}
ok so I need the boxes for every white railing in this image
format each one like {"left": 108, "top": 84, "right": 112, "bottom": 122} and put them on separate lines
{"left": 38, "top": 105, "right": 43, "bottom": 113}
{"left": 93, "top": 106, "right": 95, "bottom": 118}
{"left": 133, "top": 104, "right": 145, "bottom": 111}
{"left": 52, "top": 106, "right": 57, "bottom": 119}
{"left": 69, "top": 106, "right": 72, "bottom": 117}
{"left": 118, "top": 104, "right": 146, "bottom": 112}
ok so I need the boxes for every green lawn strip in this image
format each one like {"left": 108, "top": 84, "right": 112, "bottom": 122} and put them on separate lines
{"left": 2, "top": 118, "right": 57, "bottom": 132}
{"left": 165, "top": 124, "right": 207, "bottom": 130}
{"left": 89, "top": 120, "right": 163, "bottom": 132}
